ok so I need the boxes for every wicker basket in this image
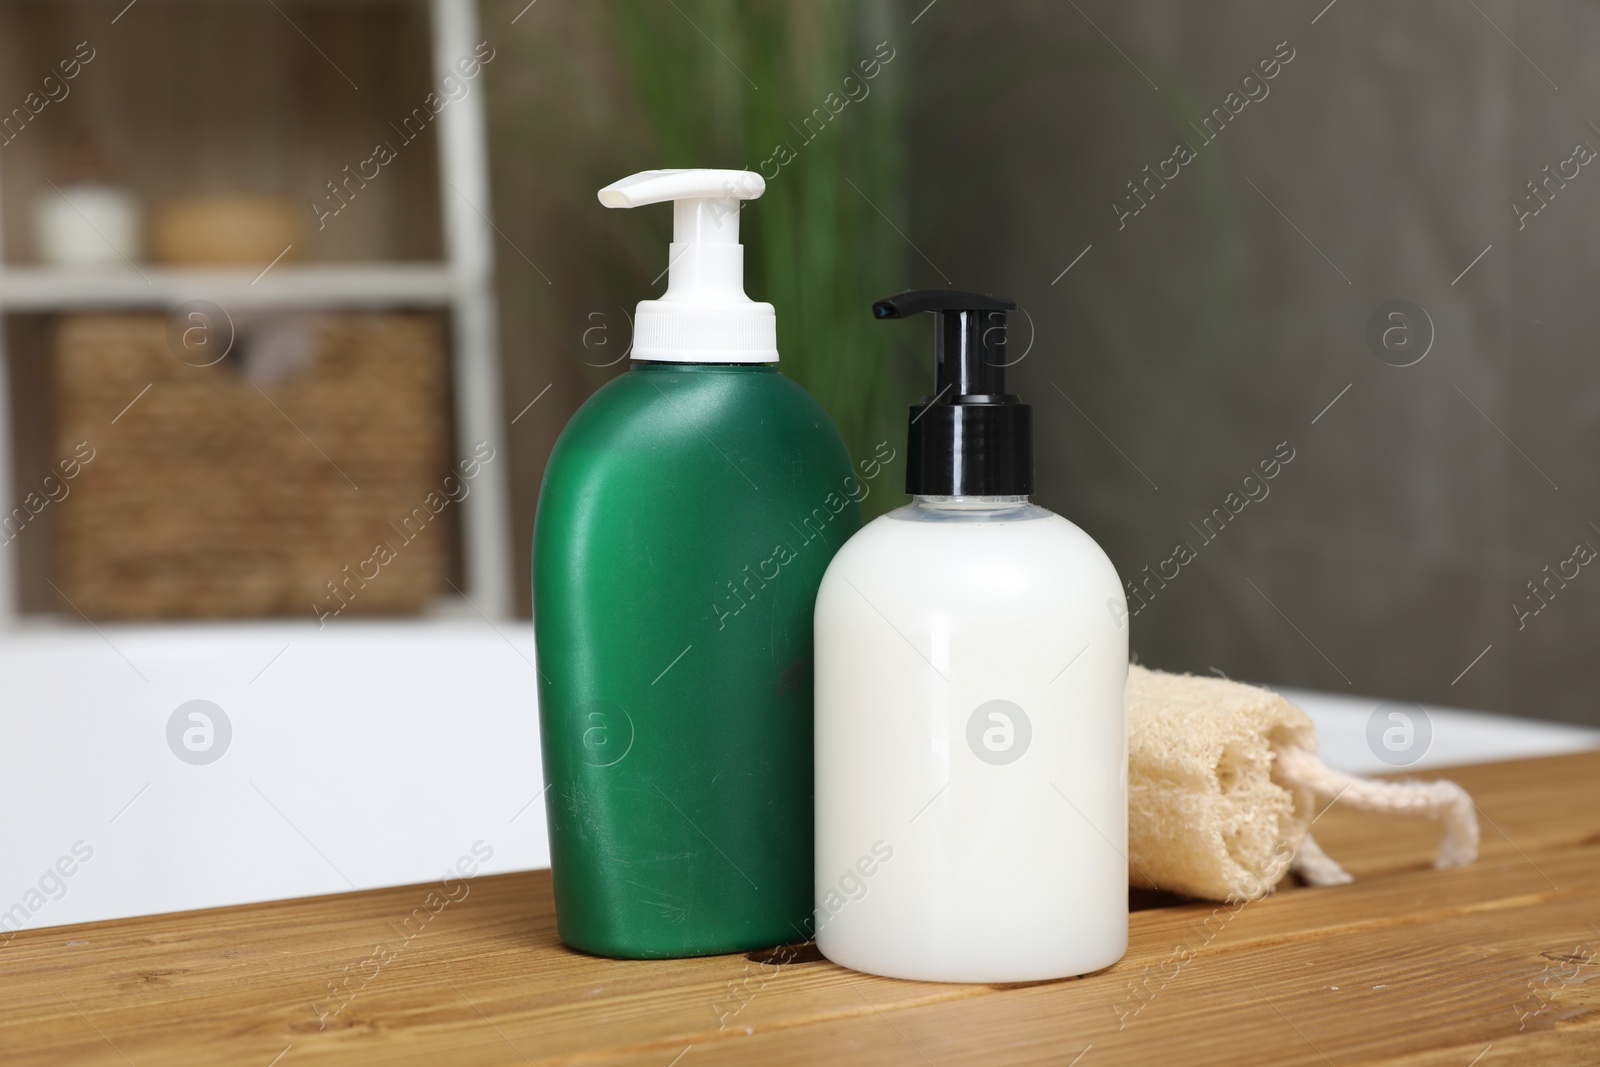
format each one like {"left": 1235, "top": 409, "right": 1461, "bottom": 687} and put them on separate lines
{"left": 54, "top": 312, "right": 450, "bottom": 620}
{"left": 151, "top": 194, "right": 304, "bottom": 266}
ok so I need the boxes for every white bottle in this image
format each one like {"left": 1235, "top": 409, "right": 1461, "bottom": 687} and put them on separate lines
{"left": 814, "top": 290, "right": 1128, "bottom": 983}
{"left": 36, "top": 183, "right": 142, "bottom": 267}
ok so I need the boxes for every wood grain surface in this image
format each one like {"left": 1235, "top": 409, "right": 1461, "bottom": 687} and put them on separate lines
{"left": 3, "top": 751, "right": 1598, "bottom": 1066}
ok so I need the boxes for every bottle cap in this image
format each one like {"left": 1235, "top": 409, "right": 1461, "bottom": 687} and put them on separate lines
{"left": 598, "top": 169, "right": 777, "bottom": 363}
{"left": 873, "top": 289, "right": 1033, "bottom": 496}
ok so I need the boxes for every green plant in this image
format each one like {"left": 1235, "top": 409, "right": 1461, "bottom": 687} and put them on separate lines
{"left": 606, "top": 0, "right": 913, "bottom": 514}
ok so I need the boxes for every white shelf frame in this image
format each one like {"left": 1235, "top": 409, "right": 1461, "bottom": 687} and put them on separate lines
{"left": 0, "top": 0, "right": 514, "bottom": 624}
{"left": 0, "top": 264, "right": 456, "bottom": 310}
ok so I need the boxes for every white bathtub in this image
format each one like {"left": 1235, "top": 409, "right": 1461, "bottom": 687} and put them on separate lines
{"left": 0, "top": 619, "right": 550, "bottom": 937}
{"left": 3, "top": 621, "right": 1595, "bottom": 936}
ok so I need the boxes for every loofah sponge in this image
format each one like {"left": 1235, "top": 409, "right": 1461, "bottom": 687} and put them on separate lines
{"left": 1127, "top": 665, "right": 1480, "bottom": 902}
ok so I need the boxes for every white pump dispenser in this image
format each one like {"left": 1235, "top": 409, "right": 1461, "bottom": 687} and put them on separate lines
{"left": 813, "top": 290, "right": 1128, "bottom": 984}
{"left": 597, "top": 169, "right": 777, "bottom": 364}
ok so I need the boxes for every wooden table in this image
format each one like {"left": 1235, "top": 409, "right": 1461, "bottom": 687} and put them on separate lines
{"left": 5, "top": 751, "right": 1599, "bottom": 1065}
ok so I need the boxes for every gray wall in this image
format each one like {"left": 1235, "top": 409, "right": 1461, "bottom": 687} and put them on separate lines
{"left": 484, "top": 0, "right": 1598, "bottom": 724}
{"left": 899, "top": 0, "right": 1600, "bottom": 723}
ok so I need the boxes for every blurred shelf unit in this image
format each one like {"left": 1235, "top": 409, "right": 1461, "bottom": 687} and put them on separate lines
{"left": 0, "top": 264, "right": 456, "bottom": 310}
{"left": 0, "top": 0, "right": 512, "bottom": 625}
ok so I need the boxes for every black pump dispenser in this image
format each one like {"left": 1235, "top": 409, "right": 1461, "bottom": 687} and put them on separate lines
{"left": 873, "top": 289, "right": 1034, "bottom": 497}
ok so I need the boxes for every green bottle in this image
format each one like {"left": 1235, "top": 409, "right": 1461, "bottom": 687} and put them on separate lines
{"left": 533, "top": 169, "right": 861, "bottom": 958}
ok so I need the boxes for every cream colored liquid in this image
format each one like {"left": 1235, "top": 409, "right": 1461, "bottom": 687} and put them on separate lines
{"left": 813, "top": 501, "right": 1128, "bottom": 982}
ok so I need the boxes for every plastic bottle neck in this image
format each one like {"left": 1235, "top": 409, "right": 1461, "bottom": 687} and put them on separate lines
{"left": 895, "top": 495, "right": 1046, "bottom": 524}
{"left": 630, "top": 361, "right": 775, "bottom": 372}
{"left": 912, "top": 495, "right": 1032, "bottom": 513}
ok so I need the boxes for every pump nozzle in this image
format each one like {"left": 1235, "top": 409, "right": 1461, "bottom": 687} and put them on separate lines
{"left": 598, "top": 169, "right": 776, "bottom": 363}
{"left": 874, "top": 289, "right": 1033, "bottom": 497}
